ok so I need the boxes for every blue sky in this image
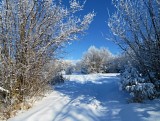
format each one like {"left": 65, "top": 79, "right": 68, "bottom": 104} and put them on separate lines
{"left": 64, "top": 0, "right": 121, "bottom": 60}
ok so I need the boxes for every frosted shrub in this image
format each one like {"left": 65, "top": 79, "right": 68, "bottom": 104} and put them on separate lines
{"left": 120, "top": 66, "right": 156, "bottom": 102}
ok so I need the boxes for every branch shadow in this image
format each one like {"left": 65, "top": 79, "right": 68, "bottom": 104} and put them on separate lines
{"left": 54, "top": 74, "right": 160, "bottom": 121}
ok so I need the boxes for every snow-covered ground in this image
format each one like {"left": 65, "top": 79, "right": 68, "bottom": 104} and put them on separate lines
{"left": 8, "top": 73, "right": 160, "bottom": 121}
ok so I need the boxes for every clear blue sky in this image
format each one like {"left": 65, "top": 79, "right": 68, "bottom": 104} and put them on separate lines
{"left": 64, "top": 0, "right": 121, "bottom": 60}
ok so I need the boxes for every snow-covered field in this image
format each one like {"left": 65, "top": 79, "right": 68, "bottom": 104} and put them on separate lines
{"left": 9, "top": 73, "right": 160, "bottom": 121}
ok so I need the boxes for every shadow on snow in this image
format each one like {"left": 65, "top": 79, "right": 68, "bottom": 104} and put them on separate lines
{"left": 54, "top": 74, "right": 160, "bottom": 121}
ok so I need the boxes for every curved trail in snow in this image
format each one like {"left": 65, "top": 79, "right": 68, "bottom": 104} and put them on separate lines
{"left": 9, "top": 74, "right": 160, "bottom": 121}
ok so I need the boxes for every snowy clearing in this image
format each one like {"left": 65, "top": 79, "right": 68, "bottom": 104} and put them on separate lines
{"left": 9, "top": 73, "right": 160, "bottom": 121}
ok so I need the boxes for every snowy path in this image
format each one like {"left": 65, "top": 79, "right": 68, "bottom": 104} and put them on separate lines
{"left": 9, "top": 74, "right": 160, "bottom": 121}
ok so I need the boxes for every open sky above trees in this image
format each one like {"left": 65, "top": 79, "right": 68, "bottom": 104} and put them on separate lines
{"left": 1, "top": 0, "right": 160, "bottom": 120}
{"left": 64, "top": 0, "right": 121, "bottom": 60}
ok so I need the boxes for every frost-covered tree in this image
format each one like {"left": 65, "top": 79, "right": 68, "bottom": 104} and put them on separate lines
{"left": 80, "top": 46, "right": 112, "bottom": 73}
{"left": 108, "top": 0, "right": 160, "bottom": 101}
{"left": 0, "top": 0, "right": 95, "bottom": 118}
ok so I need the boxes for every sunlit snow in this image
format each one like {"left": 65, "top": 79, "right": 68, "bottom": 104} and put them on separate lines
{"left": 9, "top": 74, "right": 160, "bottom": 121}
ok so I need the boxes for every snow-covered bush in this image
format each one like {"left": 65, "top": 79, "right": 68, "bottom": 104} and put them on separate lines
{"left": 62, "top": 60, "right": 76, "bottom": 75}
{"left": 42, "top": 60, "right": 64, "bottom": 85}
{"left": 65, "top": 66, "right": 75, "bottom": 75}
{"left": 120, "top": 66, "right": 157, "bottom": 102}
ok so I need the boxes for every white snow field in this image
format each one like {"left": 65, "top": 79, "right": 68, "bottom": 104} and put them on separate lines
{"left": 9, "top": 73, "right": 160, "bottom": 121}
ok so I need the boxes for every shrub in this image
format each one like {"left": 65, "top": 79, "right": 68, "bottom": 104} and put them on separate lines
{"left": 120, "top": 66, "right": 157, "bottom": 102}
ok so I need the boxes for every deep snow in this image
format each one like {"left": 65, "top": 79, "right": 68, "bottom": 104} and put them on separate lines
{"left": 8, "top": 73, "right": 160, "bottom": 121}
